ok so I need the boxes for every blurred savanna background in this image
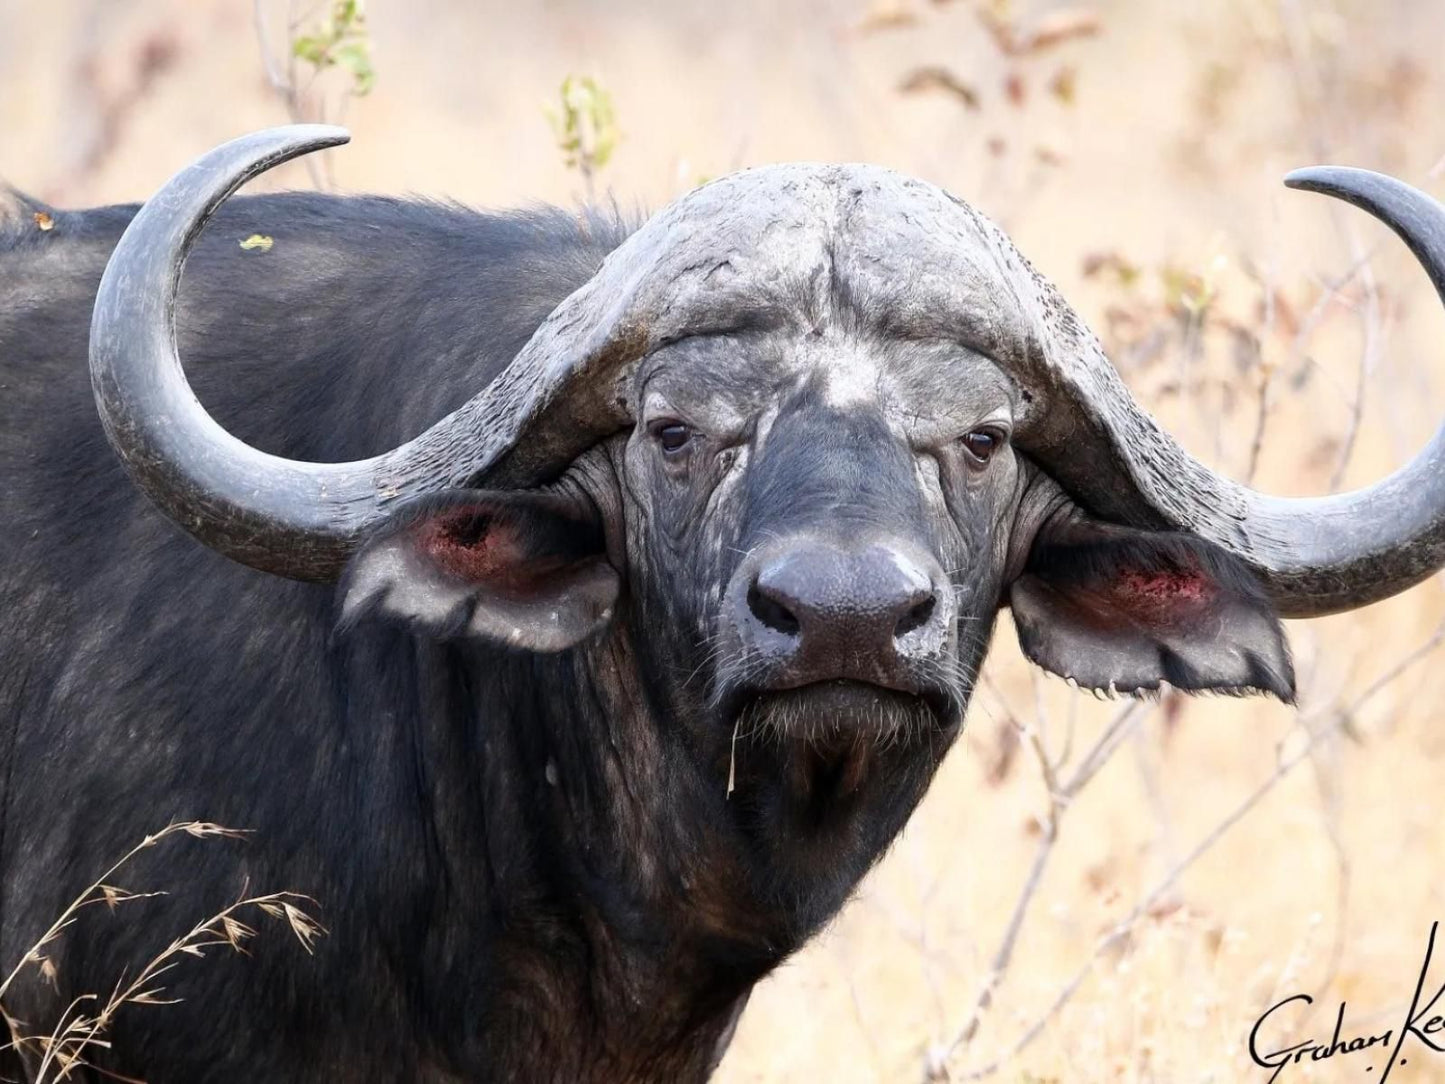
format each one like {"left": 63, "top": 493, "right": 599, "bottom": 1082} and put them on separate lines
{"left": 4, "top": 0, "right": 1445, "bottom": 1080}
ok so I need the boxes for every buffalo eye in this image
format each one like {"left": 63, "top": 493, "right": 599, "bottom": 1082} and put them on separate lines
{"left": 961, "top": 427, "right": 1004, "bottom": 466}
{"left": 653, "top": 421, "right": 694, "bottom": 455}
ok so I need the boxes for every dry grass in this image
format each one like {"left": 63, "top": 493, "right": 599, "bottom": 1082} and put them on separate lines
{"left": 4, "top": 0, "right": 1445, "bottom": 1080}
{"left": 0, "top": 823, "right": 324, "bottom": 1083}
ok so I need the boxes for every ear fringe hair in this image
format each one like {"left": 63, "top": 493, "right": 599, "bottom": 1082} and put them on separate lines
{"left": 1023, "top": 646, "right": 1296, "bottom": 705}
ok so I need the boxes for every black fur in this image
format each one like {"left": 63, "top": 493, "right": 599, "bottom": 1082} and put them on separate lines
{"left": 0, "top": 187, "right": 1292, "bottom": 1083}
{"left": 1, "top": 194, "right": 770, "bottom": 1082}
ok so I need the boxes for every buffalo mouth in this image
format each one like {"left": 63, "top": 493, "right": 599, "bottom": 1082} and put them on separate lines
{"left": 723, "top": 680, "right": 959, "bottom": 806}
{"left": 724, "top": 679, "right": 958, "bottom": 737}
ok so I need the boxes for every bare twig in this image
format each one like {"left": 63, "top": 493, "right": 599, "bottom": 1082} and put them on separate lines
{"left": 1244, "top": 359, "right": 1276, "bottom": 485}
{"left": 251, "top": 0, "right": 371, "bottom": 190}
{"left": 926, "top": 820, "right": 1056, "bottom": 1079}
{"left": 1286, "top": 248, "right": 1381, "bottom": 397}
{"left": 927, "top": 701, "right": 1147, "bottom": 1078}
{"left": 251, "top": 0, "right": 291, "bottom": 97}
{"left": 252, "top": 0, "right": 326, "bottom": 188}
{"left": 1328, "top": 250, "right": 1382, "bottom": 492}
{"left": 951, "top": 730, "right": 1320, "bottom": 1081}
{"left": 1275, "top": 0, "right": 1390, "bottom": 493}
{"left": 940, "top": 621, "right": 1445, "bottom": 1081}
{"left": 1058, "top": 700, "right": 1147, "bottom": 795}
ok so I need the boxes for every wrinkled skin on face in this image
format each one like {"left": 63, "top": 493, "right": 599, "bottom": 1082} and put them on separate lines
{"left": 332, "top": 164, "right": 1294, "bottom": 1078}
{"left": 613, "top": 322, "right": 1024, "bottom": 908}
{"left": 348, "top": 271, "right": 1293, "bottom": 941}
{"left": 8, "top": 146, "right": 1420, "bottom": 1079}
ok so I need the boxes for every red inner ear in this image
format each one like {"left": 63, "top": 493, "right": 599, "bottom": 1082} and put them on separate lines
{"left": 1107, "top": 566, "right": 1217, "bottom": 622}
{"left": 421, "top": 509, "right": 514, "bottom": 582}
{"left": 417, "top": 508, "right": 576, "bottom": 596}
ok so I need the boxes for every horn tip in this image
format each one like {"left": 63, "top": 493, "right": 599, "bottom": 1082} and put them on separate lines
{"left": 272, "top": 123, "right": 351, "bottom": 151}
{"left": 1283, "top": 165, "right": 1382, "bottom": 195}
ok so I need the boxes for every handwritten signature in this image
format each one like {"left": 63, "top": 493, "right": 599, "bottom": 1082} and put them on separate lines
{"left": 1251, "top": 921, "right": 1445, "bottom": 1081}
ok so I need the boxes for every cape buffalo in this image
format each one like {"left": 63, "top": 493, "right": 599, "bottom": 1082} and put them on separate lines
{"left": 2, "top": 126, "right": 1444, "bottom": 1081}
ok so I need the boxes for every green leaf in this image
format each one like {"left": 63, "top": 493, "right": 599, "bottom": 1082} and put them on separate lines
{"left": 334, "top": 41, "right": 375, "bottom": 96}
{"left": 546, "top": 74, "right": 621, "bottom": 182}
{"left": 291, "top": 35, "right": 329, "bottom": 66}
{"left": 335, "top": 0, "right": 363, "bottom": 32}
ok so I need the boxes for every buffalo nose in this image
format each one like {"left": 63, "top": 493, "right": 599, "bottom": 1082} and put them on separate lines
{"left": 746, "top": 543, "right": 943, "bottom": 657}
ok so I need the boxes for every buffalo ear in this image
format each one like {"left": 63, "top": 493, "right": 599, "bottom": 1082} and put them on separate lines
{"left": 339, "top": 489, "right": 620, "bottom": 652}
{"left": 1009, "top": 521, "right": 1294, "bottom": 700}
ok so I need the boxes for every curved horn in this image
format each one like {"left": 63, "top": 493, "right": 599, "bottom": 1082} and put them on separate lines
{"left": 1245, "top": 167, "right": 1445, "bottom": 615}
{"left": 91, "top": 126, "right": 634, "bottom": 582}
{"left": 90, "top": 126, "right": 372, "bottom": 581}
{"left": 1025, "top": 168, "right": 1445, "bottom": 618}
{"left": 100, "top": 131, "right": 1445, "bottom": 612}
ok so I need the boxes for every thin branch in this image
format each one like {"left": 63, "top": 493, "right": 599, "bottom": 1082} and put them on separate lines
{"left": 1244, "top": 360, "right": 1274, "bottom": 485}
{"left": 951, "top": 726, "right": 1323, "bottom": 1081}
{"left": 250, "top": 0, "right": 328, "bottom": 188}
{"left": 251, "top": 0, "right": 291, "bottom": 96}
{"left": 926, "top": 821, "right": 1056, "bottom": 1078}
{"left": 1244, "top": 264, "right": 1278, "bottom": 486}
{"left": 942, "top": 621, "right": 1445, "bottom": 1080}
{"left": 1327, "top": 251, "right": 1382, "bottom": 492}
{"left": 927, "top": 700, "right": 1148, "bottom": 1078}
{"left": 1059, "top": 700, "right": 1148, "bottom": 796}
{"left": 1286, "top": 248, "right": 1381, "bottom": 400}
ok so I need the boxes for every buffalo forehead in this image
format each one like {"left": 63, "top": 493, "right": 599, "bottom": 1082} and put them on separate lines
{"left": 618, "top": 162, "right": 1033, "bottom": 381}
{"left": 613, "top": 164, "right": 1028, "bottom": 417}
{"left": 483, "top": 163, "right": 1037, "bottom": 487}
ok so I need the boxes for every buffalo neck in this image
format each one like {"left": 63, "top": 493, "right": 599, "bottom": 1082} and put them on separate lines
{"left": 369, "top": 625, "right": 784, "bottom": 1080}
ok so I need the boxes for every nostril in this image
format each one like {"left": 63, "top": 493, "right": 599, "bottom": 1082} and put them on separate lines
{"left": 747, "top": 583, "right": 801, "bottom": 636}
{"left": 895, "top": 593, "right": 936, "bottom": 637}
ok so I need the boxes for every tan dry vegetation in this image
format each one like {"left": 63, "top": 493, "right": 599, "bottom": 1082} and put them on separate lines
{"left": 3, "top": 0, "right": 1445, "bottom": 1080}
{"left": 0, "top": 823, "right": 325, "bottom": 1081}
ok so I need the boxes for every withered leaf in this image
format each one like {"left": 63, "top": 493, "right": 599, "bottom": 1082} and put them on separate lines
{"left": 1004, "top": 71, "right": 1026, "bottom": 107}
{"left": 33, "top": 211, "right": 54, "bottom": 232}
{"left": 239, "top": 234, "right": 274, "bottom": 252}
{"left": 1048, "top": 65, "right": 1078, "bottom": 105}
{"left": 898, "top": 66, "right": 980, "bottom": 109}
{"left": 854, "top": 0, "right": 919, "bottom": 33}
{"left": 130, "top": 987, "right": 182, "bottom": 1006}
{"left": 1025, "top": 7, "right": 1101, "bottom": 52}
{"left": 979, "top": 5, "right": 1100, "bottom": 56}
{"left": 1033, "top": 144, "right": 1065, "bottom": 167}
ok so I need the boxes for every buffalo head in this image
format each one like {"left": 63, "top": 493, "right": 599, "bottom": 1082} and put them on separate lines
{"left": 87, "top": 127, "right": 1445, "bottom": 906}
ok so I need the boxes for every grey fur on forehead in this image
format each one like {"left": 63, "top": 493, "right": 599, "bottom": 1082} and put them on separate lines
{"left": 91, "top": 126, "right": 1445, "bottom": 611}
{"left": 457, "top": 161, "right": 1239, "bottom": 553}
{"left": 607, "top": 162, "right": 1034, "bottom": 348}
{"left": 468, "top": 164, "right": 1046, "bottom": 481}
